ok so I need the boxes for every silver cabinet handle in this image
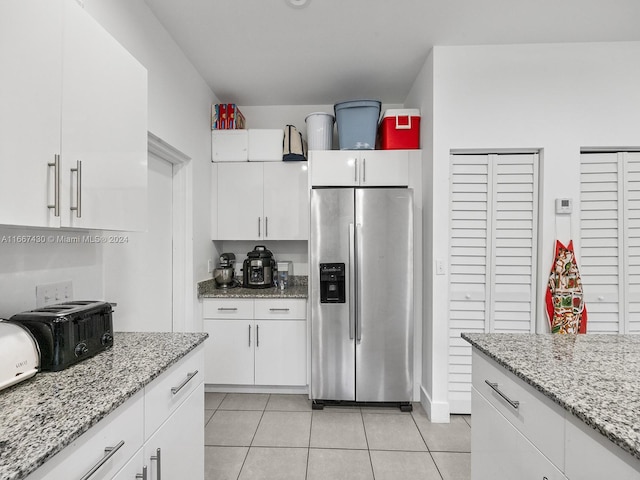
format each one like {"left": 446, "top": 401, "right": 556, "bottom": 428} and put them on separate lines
{"left": 256, "top": 324, "right": 260, "bottom": 347}
{"left": 362, "top": 158, "right": 366, "bottom": 183}
{"left": 47, "top": 154, "right": 60, "bottom": 217}
{"left": 485, "top": 380, "right": 520, "bottom": 409}
{"left": 354, "top": 159, "right": 358, "bottom": 183}
{"left": 151, "top": 448, "right": 162, "bottom": 480}
{"left": 79, "top": 440, "right": 125, "bottom": 480}
{"left": 265, "top": 216, "right": 268, "bottom": 237}
{"left": 217, "top": 307, "right": 238, "bottom": 311}
{"left": 269, "top": 308, "right": 290, "bottom": 312}
{"left": 135, "top": 466, "right": 148, "bottom": 480}
{"left": 258, "top": 217, "right": 261, "bottom": 237}
{"left": 248, "top": 324, "right": 251, "bottom": 346}
{"left": 171, "top": 371, "right": 198, "bottom": 395}
{"left": 70, "top": 160, "right": 82, "bottom": 218}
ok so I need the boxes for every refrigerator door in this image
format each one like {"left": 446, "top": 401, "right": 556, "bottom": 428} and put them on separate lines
{"left": 355, "top": 188, "right": 413, "bottom": 402}
{"left": 310, "top": 188, "right": 356, "bottom": 401}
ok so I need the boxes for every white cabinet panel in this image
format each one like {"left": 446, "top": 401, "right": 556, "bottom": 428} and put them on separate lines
{"left": 144, "top": 347, "right": 204, "bottom": 440}
{"left": 214, "top": 162, "right": 308, "bottom": 240}
{"left": 203, "top": 319, "right": 255, "bottom": 385}
{"left": 254, "top": 298, "right": 307, "bottom": 319}
{"left": 144, "top": 384, "right": 204, "bottom": 480}
{"left": 216, "top": 162, "right": 263, "bottom": 240}
{"left": 202, "top": 298, "right": 254, "bottom": 320}
{"left": 0, "top": 0, "right": 62, "bottom": 228}
{"left": 309, "top": 150, "right": 409, "bottom": 187}
{"left": 263, "top": 162, "right": 309, "bottom": 240}
{"left": 565, "top": 413, "right": 640, "bottom": 480}
{"left": 0, "top": 0, "right": 147, "bottom": 231}
{"left": 472, "top": 388, "right": 567, "bottom": 480}
{"left": 255, "top": 320, "right": 307, "bottom": 386}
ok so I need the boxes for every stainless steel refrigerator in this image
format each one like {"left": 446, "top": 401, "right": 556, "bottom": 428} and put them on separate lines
{"left": 310, "top": 187, "right": 413, "bottom": 411}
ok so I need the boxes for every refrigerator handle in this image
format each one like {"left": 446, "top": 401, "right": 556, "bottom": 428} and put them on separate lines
{"left": 355, "top": 223, "right": 362, "bottom": 343}
{"left": 349, "top": 223, "right": 356, "bottom": 340}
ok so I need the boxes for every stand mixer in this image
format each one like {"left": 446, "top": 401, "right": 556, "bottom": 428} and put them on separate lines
{"left": 214, "top": 253, "right": 237, "bottom": 288}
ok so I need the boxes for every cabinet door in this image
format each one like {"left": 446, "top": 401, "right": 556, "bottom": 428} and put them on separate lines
{"left": 144, "top": 384, "right": 204, "bottom": 480}
{"left": 309, "top": 151, "right": 358, "bottom": 186}
{"left": 203, "top": 319, "right": 254, "bottom": 384}
{"left": 0, "top": 0, "right": 62, "bottom": 228}
{"left": 472, "top": 388, "right": 566, "bottom": 480}
{"left": 359, "top": 150, "right": 409, "bottom": 186}
{"left": 263, "top": 162, "right": 309, "bottom": 240}
{"left": 254, "top": 320, "right": 307, "bottom": 386}
{"left": 61, "top": 0, "right": 147, "bottom": 231}
{"left": 216, "top": 162, "right": 264, "bottom": 240}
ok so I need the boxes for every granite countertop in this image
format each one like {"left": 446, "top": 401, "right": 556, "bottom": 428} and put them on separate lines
{"left": 198, "top": 275, "right": 308, "bottom": 299}
{"left": 0, "top": 331, "right": 208, "bottom": 480}
{"left": 462, "top": 333, "right": 640, "bottom": 461}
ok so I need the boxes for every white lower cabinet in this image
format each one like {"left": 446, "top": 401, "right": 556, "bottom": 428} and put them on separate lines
{"left": 471, "top": 348, "right": 640, "bottom": 480}
{"left": 26, "top": 346, "right": 204, "bottom": 480}
{"left": 203, "top": 298, "right": 307, "bottom": 386}
{"left": 472, "top": 387, "right": 567, "bottom": 480}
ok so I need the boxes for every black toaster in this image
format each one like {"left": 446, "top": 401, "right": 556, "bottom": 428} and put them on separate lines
{"left": 9, "top": 301, "right": 114, "bottom": 372}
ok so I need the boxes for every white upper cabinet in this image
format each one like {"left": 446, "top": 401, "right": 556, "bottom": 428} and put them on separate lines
{"left": 0, "top": 0, "right": 147, "bottom": 231}
{"left": 309, "top": 150, "right": 410, "bottom": 187}
{"left": 214, "top": 161, "right": 308, "bottom": 240}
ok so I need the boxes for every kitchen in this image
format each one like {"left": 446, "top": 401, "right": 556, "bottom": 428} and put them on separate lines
{"left": 1, "top": 0, "right": 640, "bottom": 479}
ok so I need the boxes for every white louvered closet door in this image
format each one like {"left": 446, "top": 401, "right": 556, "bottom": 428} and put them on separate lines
{"left": 448, "top": 153, "right": 539, "bottom": 413}
{"left": 580, "top": 152, "right": 640, "bottom": 333}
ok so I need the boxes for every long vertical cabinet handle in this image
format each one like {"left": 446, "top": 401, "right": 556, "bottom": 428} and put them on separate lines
{"left": 151, "top": 448, "right": 162, "bottom": 480}
{"left": 135, "top": 466, "right": 148, "bottom": 480}
{"left": 265, "top": 217, "right": 268, "bottom": 237}
{"left": 362, "top": 158, "right": 366, "bottom": 183}
{"left": 248, "top": 324, "right": 251, "bottom": 346}
{"left": 355, "top": 223, "right": 362, "bottom": 343}
{"left": 354, "top": 158, "right": 358, "bottom": 183}
{"left": 47, "top": 154, "right": 60, "bottom": 216}
{"left": 348, "top": 223, "right": 356, "bottom": 340}
{"left": 256, "top": 324, "right": 260, "bottom": 347}
{"left": 70, "top": 160, "right": 82, "bottom": 218}
{"left": 258, "top": 217, "right": 261, "bottom": 237}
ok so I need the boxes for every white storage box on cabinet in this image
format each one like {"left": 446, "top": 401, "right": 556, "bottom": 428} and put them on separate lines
{"left": 248, "top": 129, "right": 284, "bottom": 161}
{"left": 212, "top": 130, "right": 248, "bottom": 162}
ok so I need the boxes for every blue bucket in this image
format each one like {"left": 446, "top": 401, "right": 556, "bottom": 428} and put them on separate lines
{"left": 334, "top": 100, "right": 381, "bottom": 150}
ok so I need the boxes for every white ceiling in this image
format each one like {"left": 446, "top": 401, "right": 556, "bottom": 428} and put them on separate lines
{"left": 144, "top": 0, "right": 640, "bottom": 106}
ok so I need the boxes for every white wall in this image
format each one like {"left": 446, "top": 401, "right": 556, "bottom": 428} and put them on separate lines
{"left": 408, "top": 41, "right": 640, "bottom": 419}
{"left": 83, "top": 0, "right": 217, "bottom": 331}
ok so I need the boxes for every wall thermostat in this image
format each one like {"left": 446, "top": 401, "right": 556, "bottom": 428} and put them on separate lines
{"left": 555, "top": 198, "right": 573, "bottom": 214}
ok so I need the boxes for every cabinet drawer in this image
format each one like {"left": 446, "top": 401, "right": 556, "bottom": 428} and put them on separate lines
{"left": 202, "top": 298, "right": 254, "bottom": 319}
{"left": 26, "top": 391, "right": 144, "bottom": 480}
{"left": 144, "top": 345, "right": 204, "bottom": 440}
{"left": 254, "top": 299, "right": 306, "bottom": 319}
{"left": 472, "top": 350, "right": 565, "bottom": 470}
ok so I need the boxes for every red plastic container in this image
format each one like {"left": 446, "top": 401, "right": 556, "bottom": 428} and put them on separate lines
{"left": 379, "top": 109, "right": 420, "bottom": 149}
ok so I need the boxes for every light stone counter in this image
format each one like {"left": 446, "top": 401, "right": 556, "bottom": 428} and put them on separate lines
{"left": 0, "top": 331, "right": 208, "bottom": 480}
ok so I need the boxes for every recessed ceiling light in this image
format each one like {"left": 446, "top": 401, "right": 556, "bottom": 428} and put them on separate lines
{"left": 285, "top": 0, "right": 310, "bottom": 9}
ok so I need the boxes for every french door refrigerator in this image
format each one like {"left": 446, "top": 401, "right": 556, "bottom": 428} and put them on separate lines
{"left": 310, "top": 187, "right": 413, "bottom": 411}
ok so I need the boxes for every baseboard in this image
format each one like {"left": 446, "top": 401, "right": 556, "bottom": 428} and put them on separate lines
{"left": 420, "top": 385, "right": 451, "bottom": 423}
{"left": 205, "top": 384, "right": 309, "bottom": 395}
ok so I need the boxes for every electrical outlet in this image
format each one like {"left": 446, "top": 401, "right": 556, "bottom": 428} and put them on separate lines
{"left": 36, "top": 281, "right": 73, "bottom": 307}
{"left": 207, "top": 259, "right": 214, "bottom": 273}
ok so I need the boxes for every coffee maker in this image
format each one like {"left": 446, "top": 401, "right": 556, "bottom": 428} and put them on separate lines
{"left": 243, "top": 246, "right": 275, "bottom": 288}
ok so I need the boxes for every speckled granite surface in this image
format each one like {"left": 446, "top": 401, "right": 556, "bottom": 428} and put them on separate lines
{"left": 198, "top": 275, "right": 308, "bottom": 299}
{"left": 462, "top": 333, "right": 640, "bottom": 461}
{"left": 0, "top": 331, "right": 207, "bottom": 480}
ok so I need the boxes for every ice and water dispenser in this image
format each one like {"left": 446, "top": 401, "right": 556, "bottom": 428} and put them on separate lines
{"left": 319, "top": 263, "right": 346, "bottom": 303}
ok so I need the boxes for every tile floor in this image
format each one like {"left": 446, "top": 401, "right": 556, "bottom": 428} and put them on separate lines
{"left": 204, "top": 393, "right": 471, "bottom": 480}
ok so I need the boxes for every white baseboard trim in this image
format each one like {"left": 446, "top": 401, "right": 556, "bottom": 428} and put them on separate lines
{"left": 420, "top": 385, "right": 451, "bottom": 423}
{"left": 205, "top": 384, "right": 309, "bottom": 395}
